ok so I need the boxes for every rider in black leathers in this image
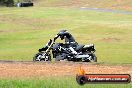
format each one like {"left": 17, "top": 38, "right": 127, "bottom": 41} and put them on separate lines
{"left": 54, "top": 30, "right": 78, "bottom": 47}
{"left": 53, "top": 30, "right": 78, "bottom": 55}
{"left": 39, "top": 30, "right": 78, "bottom": 52}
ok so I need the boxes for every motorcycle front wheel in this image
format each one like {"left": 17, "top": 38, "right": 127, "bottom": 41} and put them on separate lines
{"left": 33, "top": 52, "right": 51, "bottom": 61}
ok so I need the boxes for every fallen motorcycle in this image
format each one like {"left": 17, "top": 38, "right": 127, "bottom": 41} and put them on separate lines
{"left": 33, "top": 31, "right": 97, "bottom": 62}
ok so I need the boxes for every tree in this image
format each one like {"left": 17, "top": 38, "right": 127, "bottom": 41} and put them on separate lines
{"left": 0, "top": 0, "right": 14, "bottom": 6}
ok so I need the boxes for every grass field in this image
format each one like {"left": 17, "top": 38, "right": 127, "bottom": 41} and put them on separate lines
{"left": 35, "top": 0, "right": 132, "bottom": 11}
{"left": 0, "top": 7, "right": 132, "bottom": 63}
{"left": 0, "top": 77, "right": 132, "bottom": 88}
{"left": 0, "top": 1, "right": 132, "bottom": 88}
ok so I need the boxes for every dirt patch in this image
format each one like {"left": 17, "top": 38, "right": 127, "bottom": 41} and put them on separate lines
{"left": 0, "top": 31, "right": 4, "bottom": 33}
{"left": 101, "top": 38, "right": 121, "bottom": 42}
{"left": 0, "top": 61, "right": 132, "bottom": 79}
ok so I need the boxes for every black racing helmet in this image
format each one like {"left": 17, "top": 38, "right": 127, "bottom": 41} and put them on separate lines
{"left": 59, "top": 29, "right": 67, "bottom": 34}
{"left": 58, "top": 29, "right": 68, "bottom": 40}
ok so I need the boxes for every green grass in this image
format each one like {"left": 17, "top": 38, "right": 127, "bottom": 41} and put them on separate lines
{"left": 0, "top": 1, "right": 132, "bottom": 88}
{"left": 0, "top": 77, "right": 132, "bottom": 88}
{"left": 0, "top": 7, "right": 132, "bottom": 63}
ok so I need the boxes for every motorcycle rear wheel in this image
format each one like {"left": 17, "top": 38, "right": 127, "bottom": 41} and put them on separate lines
{"left": 82, "top": 53, "right": 97, "bottom": 62}
{"left": 90, "top": 53, "right": 97, "bottom": 62}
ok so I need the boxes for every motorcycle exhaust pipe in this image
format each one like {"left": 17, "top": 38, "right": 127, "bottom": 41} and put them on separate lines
{"left": 76, "top": 55, "right": 90, "bottom": 58}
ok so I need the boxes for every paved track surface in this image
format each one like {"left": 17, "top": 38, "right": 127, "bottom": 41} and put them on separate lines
{"left": 80, "top": 7, "right": 132, "bottom": 14}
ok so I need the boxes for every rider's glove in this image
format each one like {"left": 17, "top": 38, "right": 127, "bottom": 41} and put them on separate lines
{"left": 38, "top": 49, "right": 42, "bottom": 52}
{"left": 54, "top": 35, "right": 58, "bottom": 42}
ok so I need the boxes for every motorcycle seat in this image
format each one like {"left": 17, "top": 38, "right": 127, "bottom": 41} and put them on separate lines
{"left": 76, "top": 45, "right": 85, "bottom": 51}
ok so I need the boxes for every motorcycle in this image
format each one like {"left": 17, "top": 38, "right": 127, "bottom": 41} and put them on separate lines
{"left": 33, "top": 39, "right": 97, "bottom": 62}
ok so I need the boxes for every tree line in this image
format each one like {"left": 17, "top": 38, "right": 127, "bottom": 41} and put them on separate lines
{"left": 0, "top": 0, "right": 14, "bottom": 6}
{"left": 0, "top": 0, "right": 33, "bottom": 7}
